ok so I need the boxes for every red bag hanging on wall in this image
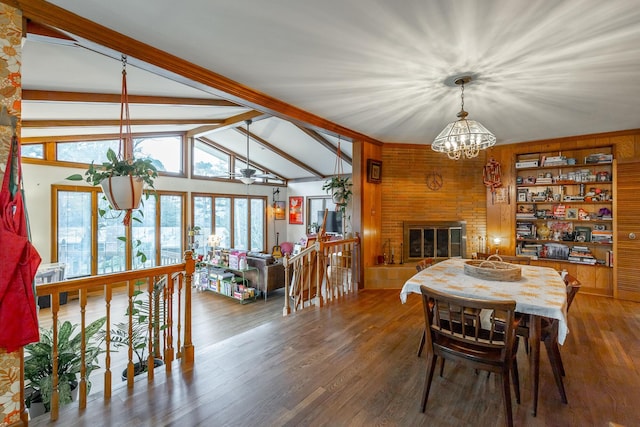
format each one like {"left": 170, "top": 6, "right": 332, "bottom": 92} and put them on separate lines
{"left": 0, "top": 125, "right": 41, "bottom": 352}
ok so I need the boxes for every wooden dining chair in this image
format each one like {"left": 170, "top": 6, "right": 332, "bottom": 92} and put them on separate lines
{"left": 415, "top": 258, "right": 434, "bottom": 272}
{"left": 414, "top": 257, "right": 480, "bottom": 359}
{"left": 514, "top": 273, "right": 582, "bottom": 406}
{"left": 419, "top": 285, "right": 521, "bottom": 427}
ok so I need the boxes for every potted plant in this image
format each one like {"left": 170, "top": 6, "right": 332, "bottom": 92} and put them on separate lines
{"left": 322, "top": 176, "right": 352, "bottom": 212}
{"left": 24, "top": 317, "right": 106, "bottom": 416}
{"left": 105, "top": 277, "right": 167, "bottom": 380}
{"left": 322, "top": 176, "right": 353, "bottom": 234}
{"left": 67, "top": 147, "right": 158, "bottom": 220}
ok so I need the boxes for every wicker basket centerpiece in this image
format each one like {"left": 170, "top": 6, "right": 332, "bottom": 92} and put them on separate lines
{"left": 464, "top": 255, "right": 522, "bottom": 282}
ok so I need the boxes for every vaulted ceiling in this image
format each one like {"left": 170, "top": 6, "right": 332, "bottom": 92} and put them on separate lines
{"left": 17, "top": 0, "right": 640, "bottom": 180}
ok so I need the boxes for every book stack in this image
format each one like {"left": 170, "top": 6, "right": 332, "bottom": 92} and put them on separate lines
{"left": 516, "top": 222, "right": 536, "bottom": 240}
{"left": 568, "top": 246, "right": 597, "bottom": 264}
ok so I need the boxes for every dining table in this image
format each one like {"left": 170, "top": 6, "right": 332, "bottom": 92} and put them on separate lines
{"left": 400, "top": 257, "right": 569, "bottom": 416}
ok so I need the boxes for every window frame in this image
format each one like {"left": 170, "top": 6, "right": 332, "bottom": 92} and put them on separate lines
{"left": 23, "top": 132, "right": 187, "bottom": 178}
{"left": 52, "top": 185, "right": 187, "bottom": 276}
{"left": 191, "top": 192, "right": 267, "bottom": 252}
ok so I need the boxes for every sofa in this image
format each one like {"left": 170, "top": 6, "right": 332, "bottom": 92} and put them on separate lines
{"left": 246, "top": 252, "right": 285, "bottom": 296}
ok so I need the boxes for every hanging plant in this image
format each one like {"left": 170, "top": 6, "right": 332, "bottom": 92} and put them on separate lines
{"left": 322, "top": 175, "right": 352, "bottom": 213}
{"left": 66, "top": 55, "right": 157, "bottom": 225}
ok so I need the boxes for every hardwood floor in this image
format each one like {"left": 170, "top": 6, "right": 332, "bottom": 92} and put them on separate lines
{"left": 29, "top": 288, "right": 640, "bottom": 426}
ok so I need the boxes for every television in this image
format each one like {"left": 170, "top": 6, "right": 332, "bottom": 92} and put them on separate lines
{"left": 318, "top": 210, "right": 342, "bottom": 234}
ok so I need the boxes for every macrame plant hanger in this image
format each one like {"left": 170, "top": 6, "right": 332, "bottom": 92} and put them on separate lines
{"left": 119, "top": 54, "right": 133, "bottom": 162}
{"left": 334, "top": 136, "right": 344, "bottom": 181}
{"left": 118, "top": 54, "right": 135, "bottom": 225}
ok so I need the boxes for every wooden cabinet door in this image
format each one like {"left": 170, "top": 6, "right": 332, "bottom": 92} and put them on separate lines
{"left": 615, "top": 159, "right": 640, "bottom": 301}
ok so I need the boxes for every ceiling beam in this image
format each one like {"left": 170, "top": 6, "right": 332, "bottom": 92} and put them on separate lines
{"left": 11, "top": 0, "right": 384, "bottom": 146}
{"left": 235, "top": 127, "right": 324, "bottom": 178}
{"left": 186, "top": 110, "right": 267, "bottom": 138}
{"left": 23, "top": 90, "right": 242, "bottom": 107}
{"left": 22, "top": 118, "right": 224, "bottom": 127}
{"left": 295, "top": 125, "right": 352, "bottom": 165}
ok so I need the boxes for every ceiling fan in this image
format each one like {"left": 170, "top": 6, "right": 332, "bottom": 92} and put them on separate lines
{"left": 220, "top": 119, "right": 280, "bottom": 185}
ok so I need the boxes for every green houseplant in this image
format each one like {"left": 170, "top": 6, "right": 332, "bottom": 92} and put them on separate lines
{"left": 322, "top": 176, "right": 353, "bottom": 234}
{"left": 322, "top": 176, "right": 352, "bottom": 214}
{"left": 24, "top": 317, "right": 106, "bottom": 414}
{"left": 67, "top": 147, "right": 158, "bottom": 218}
{"left": 105, "top": 277, "right": 167, "bottom": 380}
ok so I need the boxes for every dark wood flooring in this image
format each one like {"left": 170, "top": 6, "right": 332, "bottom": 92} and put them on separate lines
{"left": 29, "top": 288, "right": 640, "bottom": 426}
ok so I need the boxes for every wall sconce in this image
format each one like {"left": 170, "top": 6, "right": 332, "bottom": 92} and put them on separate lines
{"left": 272, "top": 188, "right": 285, "bottom": 220}
{"left": 492, "top": 237, "right": 502, "bottom": 254}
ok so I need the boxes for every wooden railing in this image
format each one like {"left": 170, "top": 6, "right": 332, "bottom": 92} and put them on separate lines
{"left": 283, "top": 235, "right": 360, "bottom": 315}
{"left": 24, "top": 251, "right": 195, "bottom": 423}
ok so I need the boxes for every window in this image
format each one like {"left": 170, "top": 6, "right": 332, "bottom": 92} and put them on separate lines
{"left": 160, "top": 194, "right": 183, "bottom": 265}
{"left": 57, "top": 190, "right": 93, "bottom": 278}
{"left": 55, "top": 135, "right": 184, "bottom": 174}
{"left": 21, "top": 144, "right": 44, "bottom": 159}
{"left": 192, "top": 196, "right": 213, "bottom": 258}
{"left": 192, "top": 194, "right": 266, "bottom": 252}
{"left": 193, "top": 140, "right": 230, "bottom": 178}
{"left": 57, "top": 140, "right": 120, "bottom": 164}
{"left": 54, "top": 186, "right": 185, "bottom": 276}
{"left": 97, "top": 196, "right": 126, "bottom": 274}
{"left": 306, "top": 196, "right": 333, "bottom": 232}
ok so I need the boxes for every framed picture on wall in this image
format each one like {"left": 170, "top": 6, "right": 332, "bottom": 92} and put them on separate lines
{"left": 367, "top": 159, "right": 382, "bottom": 183}
{"left": 289, "top": 196, "right": 304, "bottom": 224}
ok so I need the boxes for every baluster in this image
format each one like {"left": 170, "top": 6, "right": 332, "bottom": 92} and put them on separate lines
{"left": 147, "top": 276, "right": 154, "bottom": 382}
{"left": 50, "top": 293, "right": 60, "bottom": 421}
{"left": 164, "top": 273, "right": 174, "bottom": 370}
{"left": 126, "top": 280, "right": 135, "bottom": 388}
{"left": 104, "top": 284, "right": 112, "bottom": 399}
{"left": 176, "top": 273, "right": 183, "bottom": 360}
{"left": 182, "top": 250, "right": 195, "bottom": 365}
{"left": 283, "top": 255, "right": 291, "bottom": 316}
{"left": 79, "top": 288, "right": 87, "bottom": 409}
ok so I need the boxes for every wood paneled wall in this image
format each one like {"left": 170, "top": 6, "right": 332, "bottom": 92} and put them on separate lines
{"left": 377, "top": 144, "right": 488, "bottom": 263}
{"left": 358, "top": 140, "right": 383, "bottom": 270}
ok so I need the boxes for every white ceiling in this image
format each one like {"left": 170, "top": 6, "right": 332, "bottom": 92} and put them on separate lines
{"left": 20, "top": 0, "right": 640, "bottom": 178}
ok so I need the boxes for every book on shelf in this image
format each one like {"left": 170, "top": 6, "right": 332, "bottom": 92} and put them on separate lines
{"left": 568, "top": 256, "right": 597, "bottom": 265}
{"left": 535, "top": 178, "right": 554, "bottom": 185}
{"left": 584, "top": 153, "right": 613, "bottom": 164}
{"left": 591, "top": 230, "right": 613, "bottom": 243}
{"left": 516, "top": 160, "right": 539, "bottom": 169}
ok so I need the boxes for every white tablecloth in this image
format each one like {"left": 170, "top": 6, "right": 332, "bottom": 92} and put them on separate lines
{"left": 400, "top": 258, "right": 569, "bottom": 344}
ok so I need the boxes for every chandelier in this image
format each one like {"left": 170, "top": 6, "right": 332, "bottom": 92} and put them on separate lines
{"left": 431, "top": 75, "right": 496, "bottom": 160}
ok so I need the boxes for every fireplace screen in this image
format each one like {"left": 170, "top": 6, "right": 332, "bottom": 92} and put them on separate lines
{"left": 404, "top": 221, "right": 466, "bottom": 260}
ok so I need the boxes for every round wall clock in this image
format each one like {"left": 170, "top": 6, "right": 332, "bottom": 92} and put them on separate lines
{"left": 427, "top": 170, "right": 443, "bottom": 191}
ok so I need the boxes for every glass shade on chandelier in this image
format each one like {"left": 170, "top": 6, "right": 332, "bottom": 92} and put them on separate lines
{"left": 431, "top": 76, "right": 496, "bottom": 160}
